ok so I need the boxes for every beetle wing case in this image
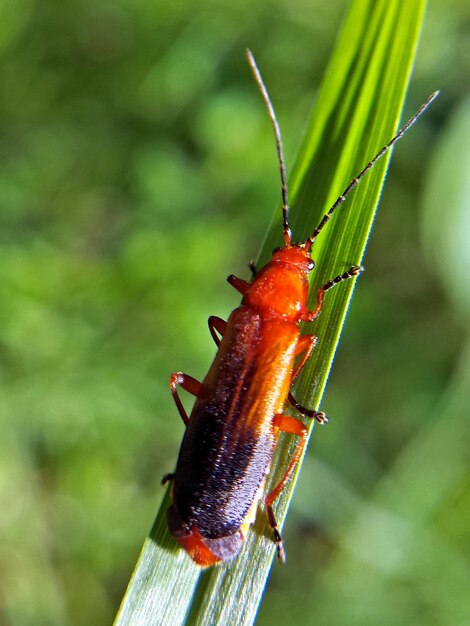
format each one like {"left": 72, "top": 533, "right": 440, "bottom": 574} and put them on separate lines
{"left": 169, "top": 306, "right": 298, "bottom": 565}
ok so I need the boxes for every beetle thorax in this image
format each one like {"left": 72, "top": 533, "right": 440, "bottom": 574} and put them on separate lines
{"left": 241, "top": 246, "right": 312, "bottom": 322}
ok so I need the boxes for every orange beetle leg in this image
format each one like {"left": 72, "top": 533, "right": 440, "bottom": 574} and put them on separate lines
{"left": 165, "top": 373, "right": 203, "bottom": 484}
{"left": 175, "top": 526, "right": 221, "bottom": 568}
{"left": 169, "top": 372, "right": 202, "bottom": 426}
{"left": 291, "top": 334, "right": 317, "bottom": 382}
{"left": 266, "top": 415, "right": 308, "bottom": 563}
{"left": 227, "top": 274, "right": 251, "bottom": 295}
{"left": 288, "top": 334, "right": 327, "bottom": 424}
{"left": 302, "top": 287, "right": 324, "bottom": 322}
{"left": 208, "top": 315, "right": 227, "bottom": 347}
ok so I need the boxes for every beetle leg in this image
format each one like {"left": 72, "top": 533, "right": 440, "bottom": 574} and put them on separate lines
{"left": 287, "top": 393, "right": 328, "bottom": 424}
{"left": 266, "top": 415, "right": 309, "bottom": 563}
{"left": 170, "top": 372, "right": 202, "bottom": 426}
{"left": 288, "top": 335, "right": 327, "bottom": 424}
{"left": 161, "top": 472, "right": 175, "bottom": 485}
{"left": 208, "top": 315, "right": 227, "bottom": 347}
{"left": 291, "top": 334, "right": 318, "bottom": 382}
{"left": 227, "top": 274, "right": 251, "bottom": 294}
{"left": 303, "top": 265, "right": 363, "bottom": 321}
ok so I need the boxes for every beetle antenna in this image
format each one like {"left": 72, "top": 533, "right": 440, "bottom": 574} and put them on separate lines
{"left": 305, "top": 90, "right": 439, "bottom": 252}
{"left": 246, "top": 49, "right": 291, "bottom": 247}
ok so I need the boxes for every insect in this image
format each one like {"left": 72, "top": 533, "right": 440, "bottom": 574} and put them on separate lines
{"left": 162, "top": 50, "right": 438, "bottom": 567}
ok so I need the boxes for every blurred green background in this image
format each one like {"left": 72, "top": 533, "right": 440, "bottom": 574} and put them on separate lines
{"left": 0, "top": 0, "right": 469, "bottom": 624}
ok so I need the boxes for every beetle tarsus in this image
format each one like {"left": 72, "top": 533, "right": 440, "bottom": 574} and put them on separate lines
{"left": 288, "top": 393, "right": 329, "bottom": 424}
{"left": 313, "top": 410, "right": 328, "bottom": 424}
{"left": 273, "top": 529, "right": 286, "bottom": 564}
{"left": 267, "top": 504, "right": 286, "bottom": 563}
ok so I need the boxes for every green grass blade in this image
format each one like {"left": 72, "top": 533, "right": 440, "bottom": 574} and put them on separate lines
{"left": 115, "top": 1, "right": 428, "bottom": 624}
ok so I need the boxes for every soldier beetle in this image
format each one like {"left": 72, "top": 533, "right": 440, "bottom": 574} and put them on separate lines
{"left": 162, "top": 50, "right": 438, "bottom": 567}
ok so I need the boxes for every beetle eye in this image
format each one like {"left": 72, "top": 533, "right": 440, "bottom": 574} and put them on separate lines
{"left": 308, "top": 259, "right": 315, "bottom": 271}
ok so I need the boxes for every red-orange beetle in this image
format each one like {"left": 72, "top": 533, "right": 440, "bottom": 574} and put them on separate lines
{"left": 163, "top": 51, "right": 438, "bottom": 567}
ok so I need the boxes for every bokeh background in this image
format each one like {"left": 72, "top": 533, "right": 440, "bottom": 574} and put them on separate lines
{"left": 0, "top": 0, "right": 469, "bottom": 624}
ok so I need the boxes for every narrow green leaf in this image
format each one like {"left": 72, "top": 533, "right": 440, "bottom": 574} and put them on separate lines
{"left": 115, "top": 1, "right": 428, "bottom": 623}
